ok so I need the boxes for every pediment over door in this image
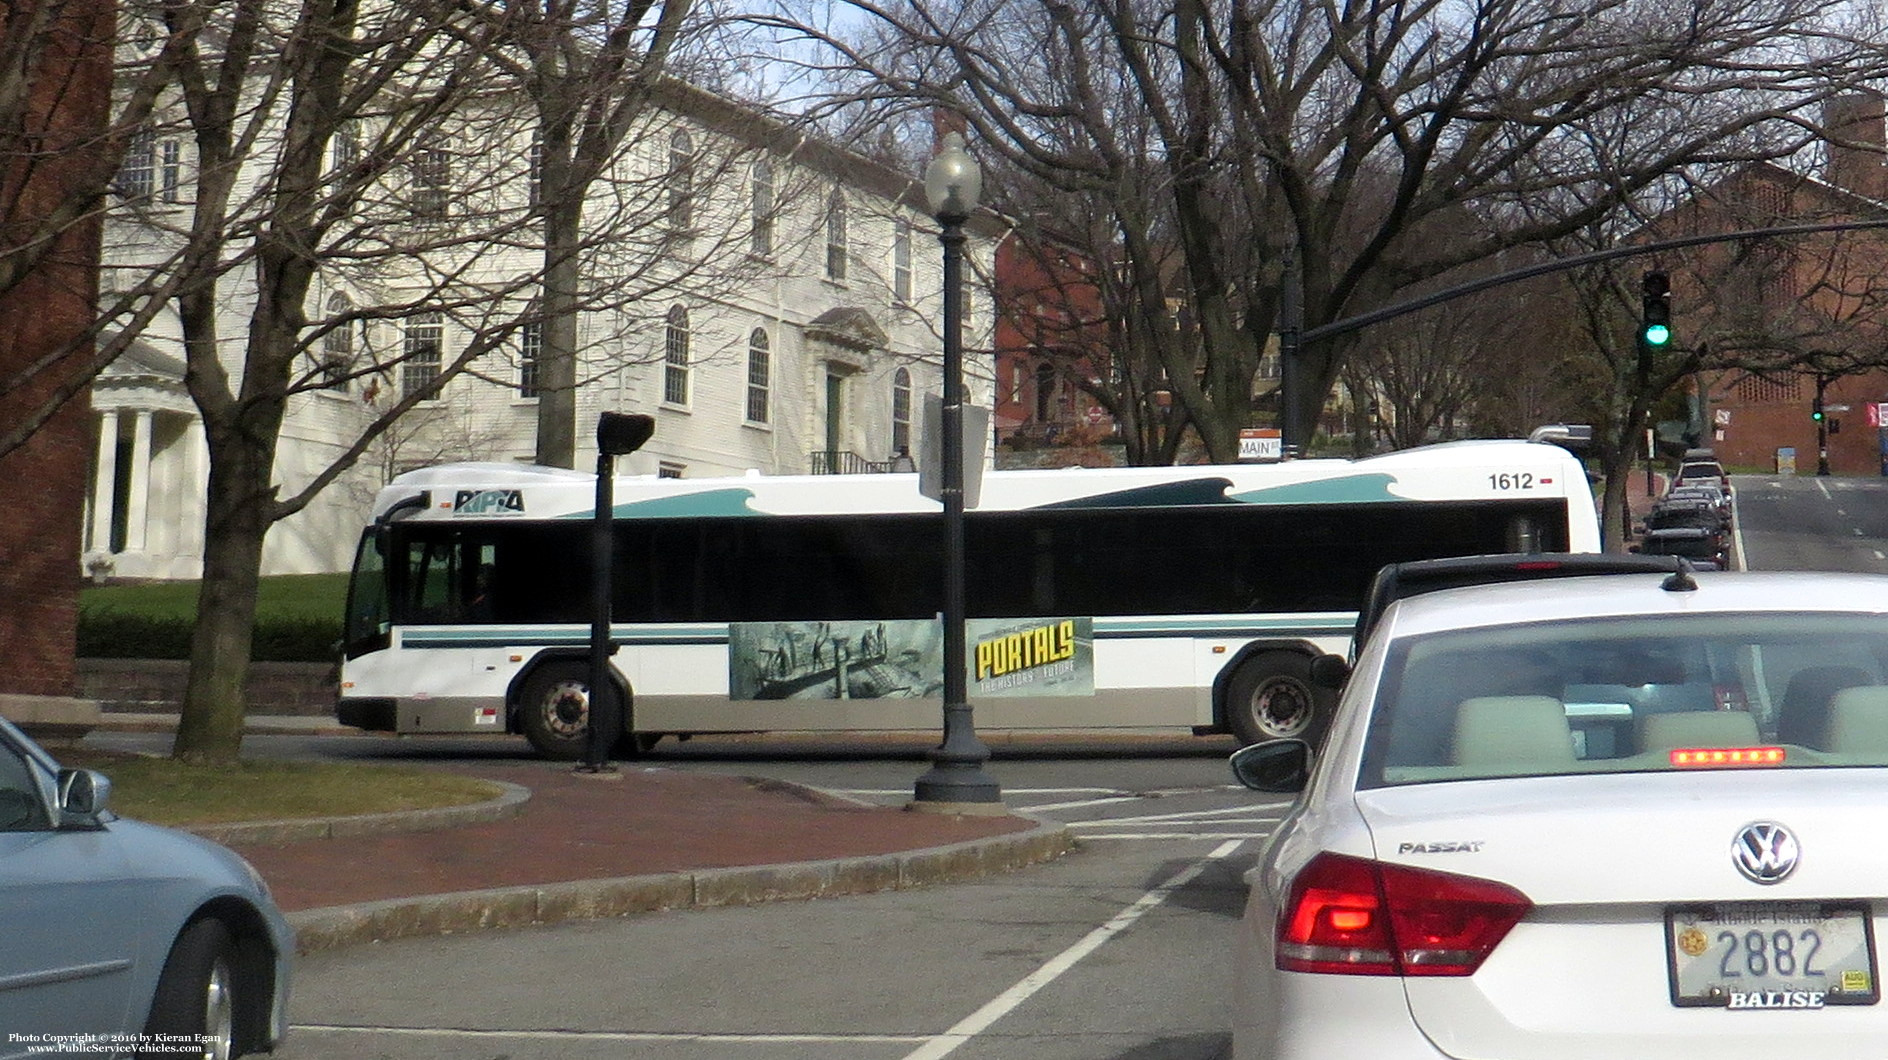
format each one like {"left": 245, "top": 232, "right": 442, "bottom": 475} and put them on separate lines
{"left": 805, "top": 307, "right": 888, "bottom": 371}
{"left": 94, "top": 337, "right": 193, "bottom": 415}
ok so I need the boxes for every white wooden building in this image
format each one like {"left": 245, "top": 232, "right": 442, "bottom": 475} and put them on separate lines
{"left": 90, "top": 77, "right": 1000, "bottom": 580}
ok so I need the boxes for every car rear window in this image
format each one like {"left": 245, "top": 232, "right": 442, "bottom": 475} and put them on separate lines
{"left": 1357, "top": 612, "right": 1888, "bottom": 788}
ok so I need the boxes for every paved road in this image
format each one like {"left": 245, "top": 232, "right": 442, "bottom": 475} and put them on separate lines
{"left": 171, "top": 731, "right": 1279, "bottom": 1060}
{"left": 1732, "top": 473, "right": 1888, "bottom": 573}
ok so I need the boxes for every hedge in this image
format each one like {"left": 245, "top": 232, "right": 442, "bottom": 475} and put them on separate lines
{"left": 77, "top": 610, "right": 340, "bottom": 662}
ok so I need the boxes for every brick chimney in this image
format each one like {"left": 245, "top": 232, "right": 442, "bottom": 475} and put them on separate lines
{"left": 931, "top": 107, "right": 968, "bottom": 154}
{"left": 1825, "top": 93, "right": 1888, "bottom": 200}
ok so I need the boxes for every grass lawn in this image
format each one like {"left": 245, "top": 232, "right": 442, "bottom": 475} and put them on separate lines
{"left": 56, "top": 748, "right": 502, "bottom": 827}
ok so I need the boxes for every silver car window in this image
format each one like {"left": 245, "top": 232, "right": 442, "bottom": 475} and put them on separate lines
{"left": 1358, "top": 612, "right": 1888, "bottom": 788}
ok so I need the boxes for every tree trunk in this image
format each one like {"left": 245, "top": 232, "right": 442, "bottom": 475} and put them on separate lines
{"left": 174, "top": 428, "right": 274, "bottom": 763}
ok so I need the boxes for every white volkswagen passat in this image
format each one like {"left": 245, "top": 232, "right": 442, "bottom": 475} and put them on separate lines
{"left": 1232, "top": 568, "right": 1888, "bottom": 1059}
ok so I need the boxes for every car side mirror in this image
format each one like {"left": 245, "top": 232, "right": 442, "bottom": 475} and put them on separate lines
{"left": 1230, "top": 740, "right": 1312, "bottom": 794}
{"left": 1308, "top": 652, "right": 1351, "bottom": 690}
{"left": 56, "top": 768, "right": 111, "bottom": 824}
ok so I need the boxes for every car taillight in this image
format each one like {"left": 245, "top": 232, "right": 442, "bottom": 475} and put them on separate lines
{"left": 1277, "top": 852, "right": 1531, "bottom": 977}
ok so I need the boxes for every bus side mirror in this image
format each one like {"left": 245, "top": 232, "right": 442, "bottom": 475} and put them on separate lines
{"left": 1308, "top": 652, "right": 1351, "bottom": 690}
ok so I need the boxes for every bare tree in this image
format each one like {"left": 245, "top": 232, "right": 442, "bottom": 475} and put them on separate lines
{"left": 466, "top": 0, "right": 698, "bottom": 468}
{"left": 749, "top": 0, "right": 1886, "bottom": 463}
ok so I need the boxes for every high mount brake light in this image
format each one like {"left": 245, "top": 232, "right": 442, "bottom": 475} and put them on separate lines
{"left": 1669, "top": 746, "right": 1786, "bottom": 768}
{"left": 1277, "top": 852, "right": 1531, "bottom": 977}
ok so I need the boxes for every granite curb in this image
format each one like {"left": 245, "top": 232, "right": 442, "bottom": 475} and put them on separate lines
{"left": 180, "top": 780, "right": 532, "bottom": 846}
{"left": 284, "top": 811, "right": 1076, "bottom": 954}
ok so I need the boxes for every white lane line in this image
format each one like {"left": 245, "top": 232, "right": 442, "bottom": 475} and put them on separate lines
{"left": 1078, "top": 832, "right": 1272, "bottom": 840}
{"left": 1017, "top": 795, "right": 1142, "bottom": 812}
{"left": 1070, "top": 805, "right": 1284, "bottom": 826}
{"left": 1729, "top": 487, "right": 1750, "bottom": 570}
{"left": 835, "top": 787, "right": 1123, "bottom": 798}
{"left": 897, "top": 838, "right": 1248, "bottom": 1060}
{"left": 1818, "top": 479, "right": 1833, "bottom": 500}
{"left": 296, "top": 1026, "right": 927, "bottom": 1044}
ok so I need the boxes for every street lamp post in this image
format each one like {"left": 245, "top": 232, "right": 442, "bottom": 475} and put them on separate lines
{"left": 912, "top": 132, "right": 1002, "bottom": 812}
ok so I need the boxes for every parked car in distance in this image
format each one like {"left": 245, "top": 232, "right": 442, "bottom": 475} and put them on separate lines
{"left": 1673, "top": 458, "right": 1732, "bottom": 495}
{"left": 1664, "top": 483, "right": 1731, "bottom": 520}
{"left": 1636, "top": 525, "right": 1729, "bottom": 569}
{"left": 1230, "top": 569, "right": 1888, "bottom": 1059}
{"left": 1646, "top": 494, "right": 1726, "bottom": 530}
{"left": 0, "top": 716, "right": 293, "bottom": 1059}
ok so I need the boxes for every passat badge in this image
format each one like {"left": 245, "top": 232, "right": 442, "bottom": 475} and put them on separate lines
{"left": 1731, "top": 821, "right": 1799, "bottom": 884}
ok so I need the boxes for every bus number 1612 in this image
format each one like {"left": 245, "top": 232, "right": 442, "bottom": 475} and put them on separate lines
{"left": 1489, "top": 472, "right": 1535, "bottom": 490}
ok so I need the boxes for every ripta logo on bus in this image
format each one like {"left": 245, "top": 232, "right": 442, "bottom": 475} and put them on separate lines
{"left": 452, "top": 489, "right": 525, "bottom": 515}
{"left": 975, "top": 620, "right": 1078, "bottom": 683}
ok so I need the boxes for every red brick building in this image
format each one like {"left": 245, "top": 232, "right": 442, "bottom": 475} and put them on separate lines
{"left": 990, "top": 229, "right": 1116, "bottom": 463}
{"left": 0, "top": 0, "right": 112, "bottom": 720}
{"left": 1655, "top": 96, "right": 1888, "bottom": 476}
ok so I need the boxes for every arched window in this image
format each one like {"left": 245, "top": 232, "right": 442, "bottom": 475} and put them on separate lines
{"left": 663, "top": 305, "right": 690, "bottom": 406}
{"left": 892, "top": 367, "right": 912, "bottom": 456}
{"left": 668, "top": 129, "right": 695, "bottom": 231}
{"left": 825, "top": 188, "right": 848, "bottom": 281}
{"left": 320, "top": 291, "right": 354, "bottom": 388}
{"left": 750, "top": 159, "right": 775, "bottom": 257}
{"left": 746, "top": 329, "right": 771, "bottom": 424}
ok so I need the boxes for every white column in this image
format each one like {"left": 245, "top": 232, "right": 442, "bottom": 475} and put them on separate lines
{"left": 90, "top": 409, "right": 119, "bottom": 553}
{"left": 126, "top": 409, "right": 154, "bottom": 552}
{"left": 183, "top": 419, "right": 207, "bottom": 562}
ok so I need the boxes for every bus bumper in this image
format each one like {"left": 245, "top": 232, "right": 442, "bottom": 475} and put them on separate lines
{"left": 338, "top": 696, "right": 506, "bottom": 734}
{"left": 337, "top": 697, "right": 397, "bottom": 732}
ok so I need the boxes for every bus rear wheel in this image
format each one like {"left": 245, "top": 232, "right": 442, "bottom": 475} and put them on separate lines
{"left": 517, "top": 662, "right": 600, "bottom": 760}
{"left": 1226, "top": 651, "right": 1331, "bottom": 747}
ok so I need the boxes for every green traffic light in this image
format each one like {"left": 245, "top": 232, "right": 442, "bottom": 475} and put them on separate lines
{"left": 1642, "top": 323, "right": 1671, "bottom": 347}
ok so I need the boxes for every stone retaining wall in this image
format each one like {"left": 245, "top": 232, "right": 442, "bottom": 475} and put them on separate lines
{"left": 78, "top": 658, "right": 334, "bottom": 716}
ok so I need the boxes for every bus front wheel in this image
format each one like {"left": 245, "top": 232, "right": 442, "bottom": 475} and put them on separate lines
{"left": 1226, "top": 651, "right": 1331, "bottom": 747}
{"left": 517, "top": 662, "right": 603, "bottom": 760}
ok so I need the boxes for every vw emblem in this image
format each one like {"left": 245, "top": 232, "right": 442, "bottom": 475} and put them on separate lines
{"left": 1731, "top": 822, "right": 1800, "bottom": 885}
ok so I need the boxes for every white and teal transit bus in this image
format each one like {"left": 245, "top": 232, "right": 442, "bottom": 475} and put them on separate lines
{"left": 335, "top": 438, "right": 1601, "bottom": 758}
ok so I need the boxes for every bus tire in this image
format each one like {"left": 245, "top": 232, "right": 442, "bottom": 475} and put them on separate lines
{"left": 143, "top": 918, "right": 238, "bottom": 1058}
{"left": 517, "top": 661, "right": 598, "bottom": 760}
{"left": 1226, "top": 651, "right": 1331, "bottom": 747}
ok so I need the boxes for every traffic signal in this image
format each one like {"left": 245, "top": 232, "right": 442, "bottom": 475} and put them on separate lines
{"left": 1813, "top": 396, "right": 1825, "bottom": 423}
{"left": 1641, "top": 271, "right": 1672, "bottom": 349}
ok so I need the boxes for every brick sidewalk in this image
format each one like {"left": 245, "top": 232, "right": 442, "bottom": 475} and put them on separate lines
{"left": 229, "top": 760, "right": 1037, "bottom": 914}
